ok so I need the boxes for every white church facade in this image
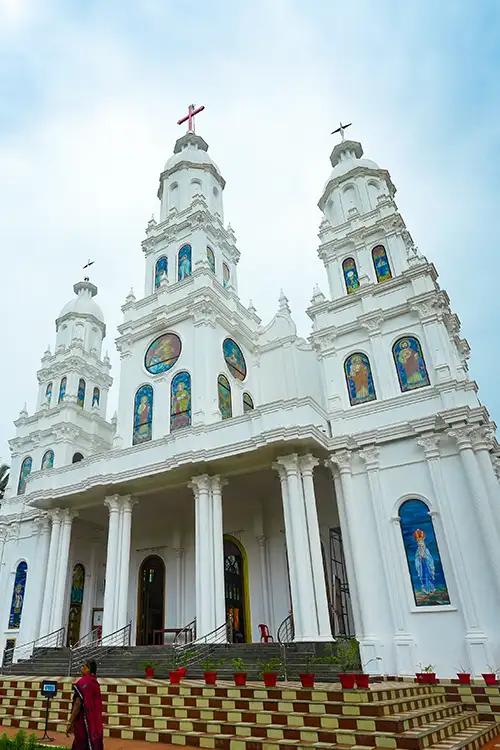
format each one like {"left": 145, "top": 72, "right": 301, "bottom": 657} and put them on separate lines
{"left": 1, "top": 120, "right": 500, "bottom": 677}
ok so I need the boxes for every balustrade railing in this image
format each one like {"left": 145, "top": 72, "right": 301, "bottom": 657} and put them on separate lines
{"left": 173, "top": 618, "right": 196, "bottom": 646}
{"left": 173, "top": 618, "right": 232, "bottom": 668}
{"left": 1, "top": 627, "right": 65, "bottom": 673}
{"left": 277, "top": 613, "right": 294, "bottom": 644}
{"left": 69, "top": 622, "right": 131, "bottom": 675}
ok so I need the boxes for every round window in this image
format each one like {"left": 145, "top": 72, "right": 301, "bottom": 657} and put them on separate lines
{"left": 145, "top": 333, "right": 182, "bottom": 374}
{"left": 223, "top": 338, "right": 247, "bottom": 381}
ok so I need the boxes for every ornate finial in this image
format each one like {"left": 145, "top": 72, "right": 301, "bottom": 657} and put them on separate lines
{"left": 19, "top": 402, "right": 28, "bottom": 418}
{"left": 227, "top": 222, "right": 236, "bottom": 240}
{"left": 177, "top": 103, "right": 205, "bottom": 134}
{"left": 125, "top": 287, "right": 136, "bottom": 304}
{"left": 311, "top": 284, "right": 326, "bottom": 305}
{"left": 248, "top": 299, "right": 257, "bottom": 315}
{"left": 331, "top": 121, "right": 352, "bottom": 142}
{"left": 147, "top": 214, "right": 157, "bottom": 230}
{"left": 278, "top": 289, "right": 291, "bottom": 314}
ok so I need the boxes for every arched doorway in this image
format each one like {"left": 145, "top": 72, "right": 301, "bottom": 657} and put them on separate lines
{"left": 67, "top": 563, "right": 85, "bottom": 646}
{"left": 137, "top": 555, "right": 165, "bottom": 645}
{"left": 223, "top": 536, "right": 251, "bottom": 643}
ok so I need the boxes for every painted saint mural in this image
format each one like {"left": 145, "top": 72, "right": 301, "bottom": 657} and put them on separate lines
{"left": 9, "top": 562, "right": 28, "bottom": 629}
{"left": 133, "top": 385, "right": 153, "bottom": 445}
{"left": 223, "top": 263, "right": 230, "bottom": 288}
{"left": 344, "top": 353, "right": 376, "bottom": 406}
{"left": 45, "top": 382, "right": 52, "bottom": 405}
{"left": 372, "top": 244, "right": 392, "bottom": 283}
{"left": 178, "top": 244, "right": 192, "bottom": 280}
{"left": 170, "top": 371, "right": 192, "bottom": 431}
{"left": 154, "top": 256, "right": 168, "bottom": 288}
{"left": 17, "top": 456, "right": 32, "bottom": 495}
{"left": 207, "top": 247, "right": 216, "bottom": 273}
{"left": 243, "top": 392, "right": 254, "bottom": 413}
{"left": 393, "top": 336, "right": 430, "bottom": 392}
{"left": 342, "top": 258, "right": 360, "bottom": 294}
{"left": 77, "top": 378, "right": 86, "bottom": 407}
{"left": 58, "top": 376, "right": 67, "bottom": 403}
{"left": 144, "top": 333, "right": 182, "bottom": 375}
{"left": 92, "top": 387, "right": 100, "bottom": 407}
{"left": 218, "top": 374, "right": 232, "bottom": 419}
{"left": 67, "top": 563, "right": 85, "bottom": 646}
{"left": 399, "top": 499, "right": 450, "bottom": 606}
{"left": 41, "top": 450, "right": 54, "bottom": 470}
{"left": 223, "top": 338, "right": 247, "bottom": 381}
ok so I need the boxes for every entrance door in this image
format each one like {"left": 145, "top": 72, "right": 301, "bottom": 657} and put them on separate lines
{"left": 224, "top": 538, "right": 248, "bottom": 642}
{"left": 67, "top": 564, "right": 85, "bottom": 646}
{"left": 137, "top": 555, "right": 165, "bottom": 645}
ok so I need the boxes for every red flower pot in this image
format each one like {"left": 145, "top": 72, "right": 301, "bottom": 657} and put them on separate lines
{"left": 145, "top": 667, "right": 155, "bottom": 678}
{"left": 263, "top": 672, "right": 278, "bottom": 687}
{"left": 233, "top": 672, "right": 247, "bottom": 686}
{"left": 457, "top": 673, "right": 471, "bottom": 685}
{"left": 177, "top": 667, "right": 187, "bottom": 678}
{"left": 169, "top": 670, "right": 181, "bottom": 684}
{"left": 204, "top": 671, "right": 217, "bottom": 685}
{"left": 355, "top": 673, "right": 370, "bottom": 689}
{"left": 482, "top": 673, "right": 497, "bottom": 685}
{"left": 421, "top": 673, "right": 436, "bottom": 684}
{"left": 338, "top": 673, "right": 356, "bottom": 690}
{"left": 299, "top": 673, "right": 315, "bottom": 688}
{"left": 415, "top": 673, "right": 424, "bottom": 684}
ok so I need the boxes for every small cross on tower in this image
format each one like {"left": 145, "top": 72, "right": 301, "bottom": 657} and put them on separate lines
{"left": 331, "top": 121, "right": 352, "bottom": 142}
{"left": 177, "top": 103, "right": 205, "bottom": 134}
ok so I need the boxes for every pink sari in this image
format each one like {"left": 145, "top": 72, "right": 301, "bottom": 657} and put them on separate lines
{"left": 72, "top": 674, "right": 104, "bottom": 750}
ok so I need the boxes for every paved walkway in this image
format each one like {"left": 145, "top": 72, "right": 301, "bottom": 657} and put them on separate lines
{"left": 0, "top": 724, "right": 199, "bottom": 750}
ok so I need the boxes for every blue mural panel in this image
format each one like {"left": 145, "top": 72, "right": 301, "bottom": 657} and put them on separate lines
{"left": 372, "top": 244, "right": 392, "bottom": 282}
{"left": 223, "top": 338, "right": 247, "bottom": 381}
{"left": 170, "top": 371, "right": 192, "bottom": 431}
{"left": 41, "top": 450, "right": 54, "bottom": 470}
{"left": 399, "top": 499, "right": 450, "bottom": 606}
{"left": 218, "top": 374, "right": 232, "bottom": 419}
{"left": 17, "top": 457, "right": 32, "bottom": 495}
{"left": 9, "top": 562, "right": 28, "bottom": 629}
{"left": 155, "top": 256, "right": 168, "bottom": 288}
{"left": 144, "top": 333, "right": 182, "bottom": 375}
{"left": 393, "top": 336, "right": 430, "bottom": 392}
{"left": 342, "top": 257, "right": 360, "bottom": 294}
{"left": 133, "top": 385, "right": 153, "bottom": 445}
{"left": 178, "top": 244, "right": 192, "bottom": 280}
{"left": 344, "top": 353, "right": 376, "bottom": 406}
{"left": 58, "top": 377, "right": 67, "bottom": 403}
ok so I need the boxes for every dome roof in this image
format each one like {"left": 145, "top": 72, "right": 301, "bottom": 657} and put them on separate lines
{"left": 163, "top": 132, "right": 223, "bottom": 180}
{"left": 326, "top": 140, "right": 380, "bottom": 182}
{"left": 57, "top": 280, "right": 105, "bottom": 325}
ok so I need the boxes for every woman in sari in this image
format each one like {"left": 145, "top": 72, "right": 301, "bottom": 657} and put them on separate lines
{"left": 66, "top": 659, "right": 104, "bottom": 750}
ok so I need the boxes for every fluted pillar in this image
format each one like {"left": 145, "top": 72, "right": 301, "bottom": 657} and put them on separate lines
{"left": 50, "top": 509, "right": 77, "bottom": 632}
{"left": 471, "top": 425, "right": 500, "bottom": 535}
{"left": 102, "top": 496, "right": 121, "bottom": 637}
{"left": 116, "top": 496, "right": 136, "bottom": 631}
{"left": 256, "top": 535, "right": 272, "bottom": 630}
{"left": 174, "top": 547, "right": 185, "bottom": 627}
{"left": 30, "top": 516, "right": 51, "bottom": 641}
{"left": 39, "top": 510, "right": 63, "bottom": 636}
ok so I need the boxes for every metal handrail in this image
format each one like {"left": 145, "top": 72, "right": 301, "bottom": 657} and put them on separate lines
{"left": 1, "top": 627, "right": 65, "bottom": 673}
{"left": 72, "top": 627, "right": 101, "bottom": 650}
{"left": 277, "top": 613, "right": 294, "bottom": 644}
{"left": 69, "top": 621, "right": 131, "bottom": 675}
{"left": 173, "top": 619, "right": 232, "bottom": 669}
{"left": 173, "top": 618, "right": 196, "bottom": 646}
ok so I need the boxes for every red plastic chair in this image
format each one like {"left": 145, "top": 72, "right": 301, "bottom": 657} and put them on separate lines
{"left": 258, "top": 624, "right": 274, "bottom": 643}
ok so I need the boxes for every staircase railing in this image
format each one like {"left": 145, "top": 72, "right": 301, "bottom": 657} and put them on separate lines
{"left": 173, "top": 618, "right": 196, "bottom": 646}
{"left": 69, "top": 622, "right": 131, "bottom": 675}
{"left": 173, "top": 619, "right": 232, "bottom": 669}
{"left": 1, "top": 627, "right": 65, "bottom": 673}
{"left": 72, "top": 627, "right": 101, "bottom": 650}
{"left": 277, "top": 613, "right": 294, "bottom": 644}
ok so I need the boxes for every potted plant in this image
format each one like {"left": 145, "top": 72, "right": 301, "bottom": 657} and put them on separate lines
{"left": 201, "top": 656, "right": 223, "bottom": 685}
{"left": 143, "top": 661, "right": 157, "bottom": 678}
{"left": 332, "top": 639, "right": 360, "bottom": 690}
{"left": 299, "top": 653, "right": 318, "bottom": 688}
{"left": 417, "top": 664, "right": 436, "bottom": 684}
{"left": 259, "top": 657, "right": 282, "bottom": 688}
{"left": 231, "top": 657, "right": 247, "bottom": 686}
{"left": 482, "top": 667, "right": 498, "bottom": 685}
{"left": 456, "top": 666, "right": 471, "bottom": 685}
{"left": 355, "top": 657, "right": 382, "bottom": 689}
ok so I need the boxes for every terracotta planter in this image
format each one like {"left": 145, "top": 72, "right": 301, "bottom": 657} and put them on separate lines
{"left": 233, "top": 672, "right": 247, "bottom": 686}
{"left": 204, "top": 671, "right": 217, "bottom": 685}
{"left": 415, "top": 673, "right": 424, "bottom": 684}
{"left": 338, "top": 673, "right": 356, "bottom": 690}
{"left": 262, "top": 672, "right": 278, "bottom": 687}
{"left": 457, "top": 673, "right": 471, "bottom": 685}
{"left": 482, "top": 673, "right": 497, "bottom": 685}
{"left": 145, "top": 667, "right": 155, "bottom": 678}
{"left": 169, "top": 670, "right": 181, "bottom": 684}
{"left": 421, "top": 673, "right": 436, "bottom": 684}
{"left": 177, "top": 667, "right": 187, "bottom": 678}
{"left": 299, "top": 673, "right": 315, "bottom": 688}
{"left": 355, "top": 673, "right": 370, "bottom": 689}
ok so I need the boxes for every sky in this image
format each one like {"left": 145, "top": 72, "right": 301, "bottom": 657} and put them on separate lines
{"left": 1, "top": 0, "right": 500, "bottom": 460}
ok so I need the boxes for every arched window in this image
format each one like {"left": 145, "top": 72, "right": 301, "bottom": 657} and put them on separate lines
{"left": 393, "top": 336, "right": 430, "bottom": 392}
{"left": 72, "top": 452, "right": 84, "bottom": 463}
{"left": 58, "top": 377, "right": 67, "bottom": 403}
{"left": 17, "top": 457, "right": 32, "bottom": 495}
{"left": 170, "top": 371, "right": 191, "bottom": 431}
{"left": 344, "top": 353, "right": 376, "bottom": 406}
{"left": 223, "top": 263, "right": 230, "bottom": 288}
{"left": 243, "top": 392, "right": 254, "bottom": 413}
{"left": 342, "top": 258, "right": 360, "bottom": 294}
{"left": 169, "top": 182, "right": 179, "bottom": 211}
{"left": 41, "top": 450, "right": 54, "bottom": 470}
{"left": 45, "top": 382, "right": 53, "bottom": 405}
{"left": 9, "top": 562, "right": 28, "bottom": 629}
{"left": 92, "top": 387, "right": 100, "bottom": 407}
{"left": 223, "top": 338, "right": 247, "bottom": 381}
{"left": 207, "top": 247, "right": 216, "bottom": 273}
{"left": 178, "top": 244, "right": 192, "bottom": 280}
{"left": 372, "top": 244, "right": 392, "bottom": 283}
{"left": 67, "top": 563, "right": 85, "bottom": 646}
{"left": 77, "top": 378, "right": 86, "bottom": 408}
{"left": 399, "top": 499, "right": 450, "bottom": 607}
{"left": 218, "top": 374, "right": 232, "bottom": 419}
{"left": 133, "top": 384, "right": 153, "bottom": 445}
{"left": 154, "top": 256, "right": 168, "bottom": 289}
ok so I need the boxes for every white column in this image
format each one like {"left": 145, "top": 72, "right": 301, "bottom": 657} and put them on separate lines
{"left": 50, "top": 509, "right": 76, "bottom": 632}
{"left": 256, "top": 535, "right": 271, "bottom": 629}
{"left": 39, "top": 510, "right": 62, "bottom": 636}
{"left": 116, "top": 496, "right": 136, "bottom": 631}
{"left": 190, "top": 475, "right": 213, "bottom": 638}
{"left": 102, "top": 495, "right": 121, "bottom": 637}
{"left": 210, "top": 476, "right": 226, "bottom": 630}
{"left": 30, "top": 516, "right": 51, "bottom": 641}
{"left": 471, "top": 425, "right": 500, "bottom": 534}
{"left": 174, "top": 547, "right": 184, "bottom": 627}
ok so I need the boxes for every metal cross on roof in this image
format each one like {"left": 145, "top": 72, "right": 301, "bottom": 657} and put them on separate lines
{"left": 331, "top": 121, "right": 352, "bottom": 141}
{"left": 177, "top": 104, "right": 205, "bottom": 133}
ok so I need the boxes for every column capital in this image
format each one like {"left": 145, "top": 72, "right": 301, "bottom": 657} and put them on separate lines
{"left": 173, "top": 546, "right": 184, "bottom": 559}
{"left": 0, "top": 524, "right": 8, "bottom": 543}
{"left": 121, "top": 496, "right": 138, "bottom": 513}
{"left": 274, "top": 454, "right": 300, "bottom": 477}
{"left": 416, "top": 432, "right": 441, "bottom": 460}
{"left": 104, "top": 495, "right": 122, "bottom": 512}
{"left": 209, "top": 475, "right": 228, "bottom": 492}
{"left": 188, "top": 474, "right": 211, "bottom": 496}
{"left": 471, "top": 424, "right": 496, "bottom": 452}
{"left": 358, "top": 445, "right": 379, "bottom": 471}
{"left": 448, "top": 424, "right": 475, "bottom": 450}
{"left": 61, "top": 508, "right": 78, "bottom": 524}
{"left": 298, "top": 454, "right": 320, "bottom": 476}
{"left": 48, "top": 508, "right": 64, "bottom": 524}
{"left": 256, "top": 534, "right": 267, "bottom": 547}
{"left": 492, "top": 454, "right": 500, "bottom": 481}
{"left": 326, "top": 449, "right": 353, "bottom": 475}
{"left": 34, "top": 513, "right": 51, "bottom": 534}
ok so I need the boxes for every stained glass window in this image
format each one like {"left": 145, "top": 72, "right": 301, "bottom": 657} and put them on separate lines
{"left": 178, "top": 244, "right": 192, "bottom": 280}
{"left": 344, "top": 353, "right": 377, "bottom": 406}
{"left": 58, "top": 377, "right": 67, "bottom": 403}
{"left": 17, "top": 457, "right": 32, "bottom": 495}
{"left": 9, "top": 562, "right": 27, "bottom": 629}
{"left": 170, "top": 371, "right": 191, "bottom": 431}
{"left": 218, "top": 374, "right": 232, "bottom": 419}
{"left": 133, "top": 384, "right": 153, "bottom": 445}
{"left": 92, "top": 387, "right": 100, "bottom": 407}
{"left": 144, "top": 333, "right": 182, "bottom": 375}
{"left": 223, "top": 338, "right": 247, "bottom": 381}
{"left": 223, "top": 263, "right": 230, "bottom": 288}
{"left": 243, "top": 392, "right": 254, "bottom": 412}
{"left": 342, "top": 258, "right": 360, "bottom": 294}
{"left": 207, "top": 247, "right": 216, "bottom": 273}
{"left": 154, "top": 256, "right": 168, "bottom": 288}
{"left": 372, "top": 244, "right": 392, "bottom": 283}
{"left": 45, "top": 382, "right": 53, "bottom": 405}
{"left": 393, "top": 336, "right": 430, "bottom": 392}
{"left": 77, "top": 378, "right": 86, "bottom": 408}
{"left": 41, "top": 450, "right": 54, "bottom": 470}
